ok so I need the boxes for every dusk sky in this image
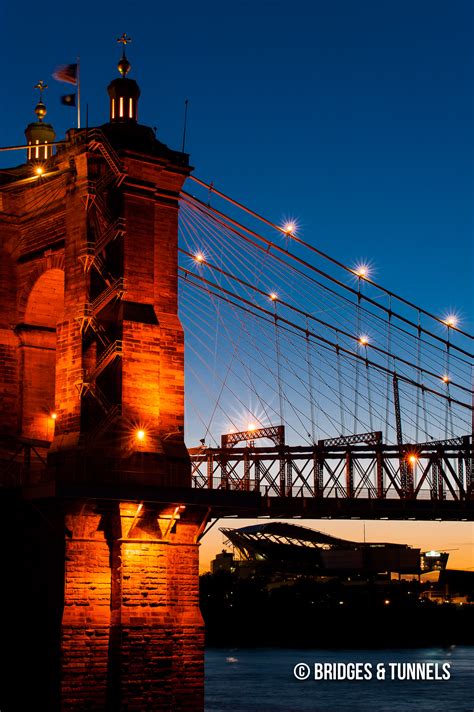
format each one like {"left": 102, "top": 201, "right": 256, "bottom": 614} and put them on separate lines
{"left": 1, "top": 0, "right": 472, "bottom": 568}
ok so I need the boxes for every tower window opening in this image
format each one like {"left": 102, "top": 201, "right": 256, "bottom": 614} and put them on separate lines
{"left": 119, "top": 97, "right": 124, "bottom": 118}
{"left": 129, "top": 97, "right": 133, "bottom": 118}
{"left": 111, "top": 98, "right": 115, "bottom": 119}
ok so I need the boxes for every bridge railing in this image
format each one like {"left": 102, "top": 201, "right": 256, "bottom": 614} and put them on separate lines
{"left": 0, "top": 437, "right": 49, "bottom": 487}
{"left": 0, "top": 438, "right": 472, "bottom": 505}
{"left": 190, "top": 442, "right": 473, "bottom": 501}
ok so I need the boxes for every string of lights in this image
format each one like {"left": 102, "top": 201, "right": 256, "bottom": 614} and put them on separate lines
{"left": 178, "top": 192, "right": 472, "bottom": 447}
{"left": 179, "top": 201, "right": 471, "bottom": 403}
{"left": 187, "top": 177, "right": 473, "bottom": 340}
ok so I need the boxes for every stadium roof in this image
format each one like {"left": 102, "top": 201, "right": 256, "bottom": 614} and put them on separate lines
{"left": 220, "top": 522, "right": 410, "bottom": 550}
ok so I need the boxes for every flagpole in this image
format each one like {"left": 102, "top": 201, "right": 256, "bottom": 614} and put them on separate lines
{"left": 77, "top": 56, "right": 81, "bottom": 129}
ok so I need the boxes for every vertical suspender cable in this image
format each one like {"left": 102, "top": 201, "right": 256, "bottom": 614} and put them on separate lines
{"left": 336, "top": 332, "right": 346, "bottom": 435}
{"left": 305, "top": 318, "right": 317, "bottom": 443}
{"left": 384, "top": 300, "right": 392, "bottom": 443}
{"left": 365, "top": 345, "right": 374, "bottom": 431}
{"left": 444, "top": 331, "right": 451, "bottom": 438}
{"left": 273, "top": 299, "right": 285, "bottom": 426}
{"left": 447, "top": 384, "right": 454, "bottom": 437}
{"left": 415, "top": 311, "right": 422, "bottom": 442}
{"left": 354, "top": 277, "right": 362, "bottom": 432}
{"left": 422, "top": 388, "right": 430, "bottom": 441}
{"left": 393, "top": 369, "right": 404, "bottom": 447}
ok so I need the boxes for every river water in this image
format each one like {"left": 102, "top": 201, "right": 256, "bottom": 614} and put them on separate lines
{"left": 205, "top": 647, "right": 473, "bottom": 711}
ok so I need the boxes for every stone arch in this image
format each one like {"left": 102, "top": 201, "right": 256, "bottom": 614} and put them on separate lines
{"left": 18, "top": 252, "right": 65, "bottom": 323}
{"left": 18, "top": 267, "right": 65, "bottom": 442}
{"left": 24, "top": 268, "right": 65, "bottom": 328}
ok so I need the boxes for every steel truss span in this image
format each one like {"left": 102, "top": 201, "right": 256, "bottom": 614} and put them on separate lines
{"left": 191, "top": 440, "right": 473, "bottom": 521}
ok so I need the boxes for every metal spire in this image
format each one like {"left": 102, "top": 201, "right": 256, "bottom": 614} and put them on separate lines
{"left": 116, "top": 33, "right": 132, "bottom": 76}
{"left": 33, "top": 80, "right": 48, "bottom": 121}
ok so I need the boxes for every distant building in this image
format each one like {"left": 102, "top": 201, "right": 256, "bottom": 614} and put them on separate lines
{"left": 211, "top": 550, "right": 235, "bottom": 573}
{"left": 220, "top": 522, "right": 420, "bottom": 577}
{"left": 420, "top": 550, "right": 449, "bottom": 573}
{"left": 420, "top": 569, "right": 474, "bottom": 604}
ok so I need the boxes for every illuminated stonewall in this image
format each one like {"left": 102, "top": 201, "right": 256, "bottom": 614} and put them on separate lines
{"left": 0, "top": 42, "right": 206, "bottom": 711}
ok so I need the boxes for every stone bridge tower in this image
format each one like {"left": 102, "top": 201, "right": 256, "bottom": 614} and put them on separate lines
{"left": 0, "top": 44, "right": 207, "bottom": 711}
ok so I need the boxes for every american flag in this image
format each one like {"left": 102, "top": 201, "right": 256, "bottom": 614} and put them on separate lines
{"left": 52, "top": 63, "right": 78, "bottom": 85}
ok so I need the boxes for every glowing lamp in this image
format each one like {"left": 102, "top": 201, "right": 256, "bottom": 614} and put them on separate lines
{"left": 354, "top": 264, "right": 370, "bottom": 279}
{"left": 35, "top": 166, "right": 45, "bottom": 176}
{"left": 444, "top": 315, "right": 458, "bottom": 328}
{"left": 194, "top": 252, "right": 204, "bottom": 263}
{"left": 50, "top": 412, "right": 57, "bottom": 420}
{"left": 136, "top": 429, "right": 146, "bottom": 441}
{"left": 407, "top": 453, "right": 418, "bottom": 465}
{"left": 283, "top": 222, "right": 296, "bottom": 235}
{"left": 358, "top": 335, "right": 369, "bottom": 346}
{"left": 269, "top": 292, "right": 278, "bottom": 301}
{"left": 442, "top": 375, "right": 450, "bottom": 384}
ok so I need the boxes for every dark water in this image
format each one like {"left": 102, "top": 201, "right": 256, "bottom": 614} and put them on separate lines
{"left": 205, "top": 647, "right": 474, "bottom": 711}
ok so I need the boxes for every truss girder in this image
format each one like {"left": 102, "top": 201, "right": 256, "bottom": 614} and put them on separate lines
{"left": 190, "top": 443, "right": 472, "bottom": 502}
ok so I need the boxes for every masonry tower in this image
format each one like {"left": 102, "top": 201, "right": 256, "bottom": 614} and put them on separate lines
{"left": 0, "top": 37, "right": 206, "bottom": 711}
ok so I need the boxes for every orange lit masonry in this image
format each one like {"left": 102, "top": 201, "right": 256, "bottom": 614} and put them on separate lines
{"left": 0, "top": 51, "right": 208, "bottom": 711}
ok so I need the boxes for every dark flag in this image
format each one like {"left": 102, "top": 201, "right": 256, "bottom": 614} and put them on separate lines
{"left": 61, "top": 93, "right": 76, "bottom": 107}
{"left": 52, "top": 63, "right": 78, "bottom": 85}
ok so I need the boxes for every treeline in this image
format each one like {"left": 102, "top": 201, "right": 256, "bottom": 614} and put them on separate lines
{"left": 200, "top": 571, "right": 474, "bottom": 648}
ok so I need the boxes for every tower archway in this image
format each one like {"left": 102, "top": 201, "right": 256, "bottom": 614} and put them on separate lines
{"left": 19, "top": 268, "right": 64, "bottom": 442}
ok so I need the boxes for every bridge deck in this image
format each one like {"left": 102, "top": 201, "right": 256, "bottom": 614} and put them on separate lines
{"left": 15, "top": 482, "right": 474, "bottom": 521}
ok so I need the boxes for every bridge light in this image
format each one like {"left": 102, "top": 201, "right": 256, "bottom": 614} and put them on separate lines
{"left": 441, "top": 374, "right": 450, "bottom": 384}
{"left": 269, "top": 292, "right": 278, "bottom": 301}
{"left": 50, "top": 411, "right": 57, "bottom": 420}
{"left": 283, "top": 221, "right": 296, "bottom": 235}
{"left": 136, "top": 429, "right": 146, "bottom": 441}
{"left": 407, "top": 453, "right": 418, "bottom": 465}
{"left": 358, "top": 335, "right": 369, "bottom": 346}
{"left": 354, "top": 263, "right": 370, "bottom": 279}
{"left": 194, "top": 252, "right": 205, "bottom": 263}
{"left": 34, "top": 165, "right": 45, "bottom": 176}
{"left": 444, "top": 314, "right": 458, "bottom": 328}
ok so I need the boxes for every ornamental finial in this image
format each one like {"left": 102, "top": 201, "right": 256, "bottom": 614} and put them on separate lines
{"left": 33, "top": 80, "right": 48, "bottom": 121}
{"left": 116, "top": 33, "right": 132, "bottom": 76}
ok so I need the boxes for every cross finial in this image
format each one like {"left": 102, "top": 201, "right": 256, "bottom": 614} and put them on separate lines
{"left": 33, "top": 81, "right": 48, "bottom": 121}
{"left": 116, "top": 34, "right": 132, "bottom": 76}
{"left": 34, "top": 80, "right": 48, "bottom": 100}
{"left": 117, "top": 33, "right": 132, "bottom": 51}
